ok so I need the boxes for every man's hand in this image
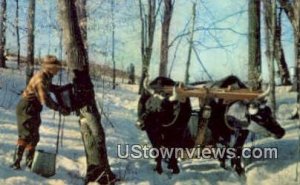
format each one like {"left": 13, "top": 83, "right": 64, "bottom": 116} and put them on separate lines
{"left": 59, "top": 106, "right": 71, "bottom": 116}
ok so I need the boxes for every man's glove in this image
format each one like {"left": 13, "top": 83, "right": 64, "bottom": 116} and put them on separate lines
{"left": 58, "top": 106, "right": 71, "bottom": 116}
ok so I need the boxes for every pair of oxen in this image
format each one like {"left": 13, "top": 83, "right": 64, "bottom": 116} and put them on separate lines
{"left": 137, "top": 75, "right": 285, "bottom": 177}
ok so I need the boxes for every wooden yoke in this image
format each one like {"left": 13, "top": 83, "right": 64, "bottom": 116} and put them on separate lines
{"left": 154, "top": 85, "right": 263, "bottom": 104}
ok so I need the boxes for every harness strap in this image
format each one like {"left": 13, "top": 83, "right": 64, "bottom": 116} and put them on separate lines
{"left": 162, "top": 102, "right": 181, "bottom": 127}
{"left": 195, "top": 103, "right": 211, "bottom": 146}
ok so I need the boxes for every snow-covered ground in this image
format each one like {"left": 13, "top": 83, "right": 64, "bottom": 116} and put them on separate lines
{"left": 0, "top": 65, "right": 300, "bottom": 185}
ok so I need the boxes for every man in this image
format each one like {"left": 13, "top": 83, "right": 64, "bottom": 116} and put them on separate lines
{"left": 11, "top": 55, "right": 70, "bottom": 170}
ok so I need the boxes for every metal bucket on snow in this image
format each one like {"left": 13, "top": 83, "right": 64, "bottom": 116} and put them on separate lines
{"left": 31, "top": 150, "right": 56, "bottom": 177}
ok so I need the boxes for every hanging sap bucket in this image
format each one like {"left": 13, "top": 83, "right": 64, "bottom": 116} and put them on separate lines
{"left": 187, "top": 111, "right": 200, "bottom": 140}
{"left": 31, "top": 150, "right": 56, "bottom": 177}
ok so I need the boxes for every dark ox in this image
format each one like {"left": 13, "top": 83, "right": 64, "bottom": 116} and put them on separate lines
{"left": 202, "top": 75, "right": 285, "bottom": 176}
{"left": 137, "top": 77, "right": 192, "bottom": 174}
{"left": 138, "top": 75, "right": 285, "bottom": 176}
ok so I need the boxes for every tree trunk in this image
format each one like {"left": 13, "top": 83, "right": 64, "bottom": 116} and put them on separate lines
{"left": 159, "top": 0, "right": 173, "bottom": 77}
{"left": 248, "top": 0, "right": 261, "bottom": 90}
{"left": 296, "top": 31, "right": 300, "bottom": 102}
{"left": 295, "top": 1, "right": 300, "bottom": 103}
{"left": 47, "top": 6, "right": 52, "bottom": 55}
{"left": 75, "top": 0, "right": 87, "bottom": 78}
{"left": 26, "top": 0, "right": 35, "bottom": 84}
{"left": 278, "top": 0, "right": 300, "bottom": 102}
{"left": 111, "top": 0, "right": 116, "bottom": 89}
{"left": 15, "top": 0, "right": 20, "bottom": 68}
{"left": 263, "top": 0, "right": 276, "bottom": 118}
{"left": 0, "top": 0, "right": 6, "bottom": 68}
{"left": 76, "top": 0, "right": 87, "bottom": 49}
{"left": 274, "top": 8, "right": 291, "bottom": 85}
{"left": 184, "top": 3, "right": 196, "bottom": 84}
{"left": 138, "top": 0, "right": 157, "bottom": 94}
{"left": 57, "top": 0, "right": 114, "bottom": 181}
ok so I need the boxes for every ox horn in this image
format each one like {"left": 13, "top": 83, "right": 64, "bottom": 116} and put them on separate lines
{"left": 143, "top": 76, "right": 155, "bottom": 95}
{"left": 143, "top": 76, "right": 164, "bottom": 100}
{"left": 169, "top": 82, "right": 186, "bottom": 103}
{"left": 256, "top": 85, "right": 271, "bottom": 100}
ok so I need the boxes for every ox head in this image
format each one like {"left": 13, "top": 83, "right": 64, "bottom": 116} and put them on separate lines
{"left": 140, "top": 76, "right": 190, "bottom": 128}
{"left": 143, "top": 76, "right": 187, "bottom": 103}
{"left": 226, "top": 86, "right": 285, "bottom": 139}
{"left": 245, "top": 101, "right": 285, "bottom": 139}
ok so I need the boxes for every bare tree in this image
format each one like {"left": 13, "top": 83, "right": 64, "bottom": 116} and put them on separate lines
{"left": 26, "top": 0, "right": 36, "bottom": 84}
{"left": 15, "top": 0, "right": 20, "bottom": 68}
{"left": 76, "top": 0, "right": 87, "bottom": 49}
{"left": 0, "top": 0, "right": 6, "bottom": 68}
{"left": 274, "top": 8, "right": 291, "bottom": 85}
{"left": 184, "top": 2, "right": 196, "bottom": 84}
{"left": 57, "top": 0, "right": 115, "bottom": 183}
{"left": 159, "top": 0, "right": 174, "bottom": 77}
{"left": 138, "top": 0, "right": 160, "bottom": 94}
{"left": 111, "top": 0, "right": 116, "bottom": 89}
{"left": 263, "top": 0, "right": 276, "bottom": 117}
{"left": 248, "top": 0, "right": 261, "bottom": 90}
{"left": 278, "top": 0, "right": 300, "bottom": 102}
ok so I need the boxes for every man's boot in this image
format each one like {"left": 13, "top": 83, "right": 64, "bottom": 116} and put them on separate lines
{"left": 25, "top": 148, "right": 35, "bottom": 169}
{"left": 10, "top": 145, "right": 25, "bottom": 170}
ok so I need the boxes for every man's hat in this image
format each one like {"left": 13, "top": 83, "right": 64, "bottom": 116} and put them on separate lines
{"left": 42, "top": 55, "right": 61, "bottom": 69}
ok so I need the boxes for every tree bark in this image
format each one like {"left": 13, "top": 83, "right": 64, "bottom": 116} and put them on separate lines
{"left": 76, "top": 0, "right": 87, "bottom": 49}
{"left": 263, "top": 0, "right": 276, "bottom": 117}
{"left": 248, "top": 0, "right": 261, "bottom": 90}
{"left": 15, "top": 0, "right": 20, "bottom": 68}
{"left": 26, "top": 0, "right": 35, "bottom": 84}
{"left": 278, "top": 0, "right": 300, "bottom": 102}
{"left": 159, "top": 0, "right": 173, "bottom": 77}
{"left": 274, "top": 8, "right": 291, "bottom": 85}
{"left": 111, "top": 0, "right": 116, "bottom": 89}
{"left": 138, "top": 0, "right": 158, "bottom": 94}
{"left": 57, "top": 0, "right": 114, "bottom": 180}
{"left": 0, "top": 0, "right": 6, "bottom": 68}
{"left": 184, "top": 3, "right": 196, "bottom": 84}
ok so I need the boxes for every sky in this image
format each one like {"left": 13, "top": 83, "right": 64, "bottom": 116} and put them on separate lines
{"left": 4, "top": 0, "right": 296, "bottom": 83}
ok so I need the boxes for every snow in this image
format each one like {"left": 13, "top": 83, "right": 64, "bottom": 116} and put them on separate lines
{"left": 0, "top": 65, "right": 300, "bottom": 185}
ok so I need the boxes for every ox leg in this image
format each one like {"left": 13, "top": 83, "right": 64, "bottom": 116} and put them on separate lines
{"left": 218, "top": 155, "right": 227, "bottom": 169}
{"left": 153, "top": 152, "right": 163, "bottom": 174}
{"left": 218, "top": 144, "right": 230, "bottom": 170}
{"left": 167, "top": 153, "right": 180, "bottom": 174}
{"left": 145, "top": 129, "right": 163, "bottom": 174}
{"left": 231, "top": 130, "right": 249, "bottom": 176}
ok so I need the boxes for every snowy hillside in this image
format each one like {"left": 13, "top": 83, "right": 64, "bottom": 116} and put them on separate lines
{"left": 0, "top": 66, "right": 300, "bottom": 185}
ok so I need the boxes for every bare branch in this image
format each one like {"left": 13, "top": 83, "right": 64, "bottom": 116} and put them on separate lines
{"left": 277, "top": 0, "right": 295, "bottom": 26}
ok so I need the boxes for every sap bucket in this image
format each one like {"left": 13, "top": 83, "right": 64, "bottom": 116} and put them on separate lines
{"left": 31, "top": 150, "right": 56, "bottom": 177}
